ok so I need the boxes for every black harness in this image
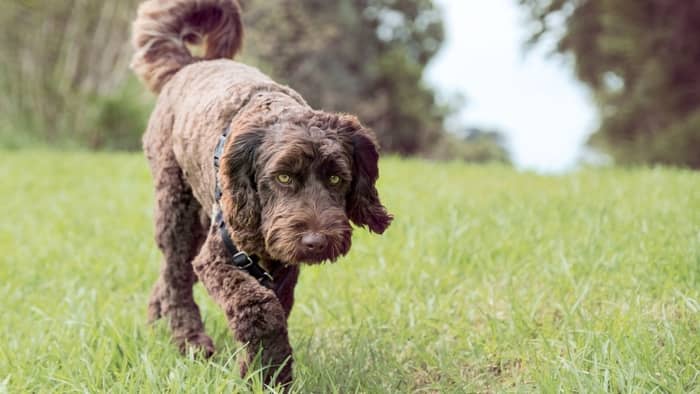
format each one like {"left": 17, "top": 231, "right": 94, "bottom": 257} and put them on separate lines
{"left": 213, "top": 126, "right": 274, "bottom": 289}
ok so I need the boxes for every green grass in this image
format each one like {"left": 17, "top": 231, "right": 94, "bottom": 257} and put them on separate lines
{"left": 1, "top": 151, "right": 699, "bottom": 393}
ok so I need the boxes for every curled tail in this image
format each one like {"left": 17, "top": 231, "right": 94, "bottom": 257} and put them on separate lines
{"left": 131, "top": 0, "right": 243, "bottom": 93}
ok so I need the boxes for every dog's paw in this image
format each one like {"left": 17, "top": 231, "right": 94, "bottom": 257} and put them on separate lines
{"left": 147, "top": 299, "right": 163, "bottom": 323}
{"left": 147, "top": 282, "right": 164, "bottom": 323}
{"left": 240, "top": 358, "right": 293, "bottom": 390}
{"left": 177, "top": 332, "right": 216, "bottom": 358}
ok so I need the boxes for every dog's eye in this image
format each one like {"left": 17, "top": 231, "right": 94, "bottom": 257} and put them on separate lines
{"left": 329, "top": 175, "right": 341, "bottom": 185}
{"left": 276, "top": 174, "right": 292, "bottom": 184}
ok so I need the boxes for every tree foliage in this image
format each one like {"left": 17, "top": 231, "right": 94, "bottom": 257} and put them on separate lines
{"left": 519, "top": 0, "right": 700, "bottom": 168}
{"left": 0, "top": 0, "right": 508, "bottom": 163}
{"left": 0, "top": 0, "right": 450, "bottom": 154}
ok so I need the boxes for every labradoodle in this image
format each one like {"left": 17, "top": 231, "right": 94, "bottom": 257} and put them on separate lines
{"left": 131, "top": 0, "right": 392, "bottom": 386}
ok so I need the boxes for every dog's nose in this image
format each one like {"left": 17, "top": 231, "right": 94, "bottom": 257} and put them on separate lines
{"left": 301, "top": 233, "right": 326, "bottom": 252}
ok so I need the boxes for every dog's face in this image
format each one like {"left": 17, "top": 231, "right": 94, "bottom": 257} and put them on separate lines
{"left": 257, "top": 125, "right": 355, "bottom": 263}
{"left": 220, "top": 112, "right": 392, "bottom": 264}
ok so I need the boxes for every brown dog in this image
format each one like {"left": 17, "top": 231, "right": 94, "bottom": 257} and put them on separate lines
{"left": 131, "top": 0, "right": 392, "bottom": 386}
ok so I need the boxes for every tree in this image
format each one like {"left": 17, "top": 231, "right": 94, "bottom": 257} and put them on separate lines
{"left": 518, "top": 0, "right": 700, "bottom": 168}
{"left": 430, "top": 127, "right": 511, "bottom": 164}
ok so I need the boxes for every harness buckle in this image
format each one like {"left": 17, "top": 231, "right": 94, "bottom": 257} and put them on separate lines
{"left": 261, "top": 271, "right": 274, "bottom": 283}
{"left": 232, "top": 251, "right": 254, "bottom": 269}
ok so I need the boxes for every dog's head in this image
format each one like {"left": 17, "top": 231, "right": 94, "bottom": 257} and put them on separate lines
{"left": 219, "top": 111, "right": 392, "bottom": 264}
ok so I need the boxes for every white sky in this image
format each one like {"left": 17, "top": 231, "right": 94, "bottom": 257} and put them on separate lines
{"left": 425, "top": 0, "right": 597, "bottom": 173}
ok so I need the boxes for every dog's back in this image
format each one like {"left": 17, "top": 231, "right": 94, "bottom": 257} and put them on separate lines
{"left": 132, "top": 0, "right": 309, "bottom": 211}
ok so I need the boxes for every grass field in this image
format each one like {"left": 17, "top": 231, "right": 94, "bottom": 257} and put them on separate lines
{"left": 1, "top": 151, "right": 699, "bottom": 393}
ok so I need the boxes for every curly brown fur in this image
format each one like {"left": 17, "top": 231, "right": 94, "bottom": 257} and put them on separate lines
{"left": 132, "top": 0, "right": 391, "bottom": 387}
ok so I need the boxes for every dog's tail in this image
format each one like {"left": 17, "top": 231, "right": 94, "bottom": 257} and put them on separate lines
{"left": 131, "top": 0, "right": 243, "bottom": 93}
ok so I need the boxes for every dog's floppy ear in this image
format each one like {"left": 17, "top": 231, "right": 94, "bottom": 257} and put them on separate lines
{"left": 338, "top": 115, "right": 393, "bottom": 234}
{"left": 220, "top": 127, "right": 264, "bottom": 245}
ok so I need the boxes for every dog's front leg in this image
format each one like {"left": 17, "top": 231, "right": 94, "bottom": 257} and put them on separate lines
{"left": 192, "top": 225, "right": 293, "bottom": 386}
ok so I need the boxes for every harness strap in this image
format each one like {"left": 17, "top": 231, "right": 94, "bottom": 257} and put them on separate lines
{"left": 213, "top": 126, "right": 274, "bottom": 289}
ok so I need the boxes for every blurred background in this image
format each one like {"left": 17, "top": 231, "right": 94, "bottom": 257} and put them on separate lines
{"left": 1, "top": 0, "right": 698, "bottom": 173}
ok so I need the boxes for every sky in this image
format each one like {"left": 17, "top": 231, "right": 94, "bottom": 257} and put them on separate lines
{"left": 425, "top": 0, "right": 597, "bottom": 173}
